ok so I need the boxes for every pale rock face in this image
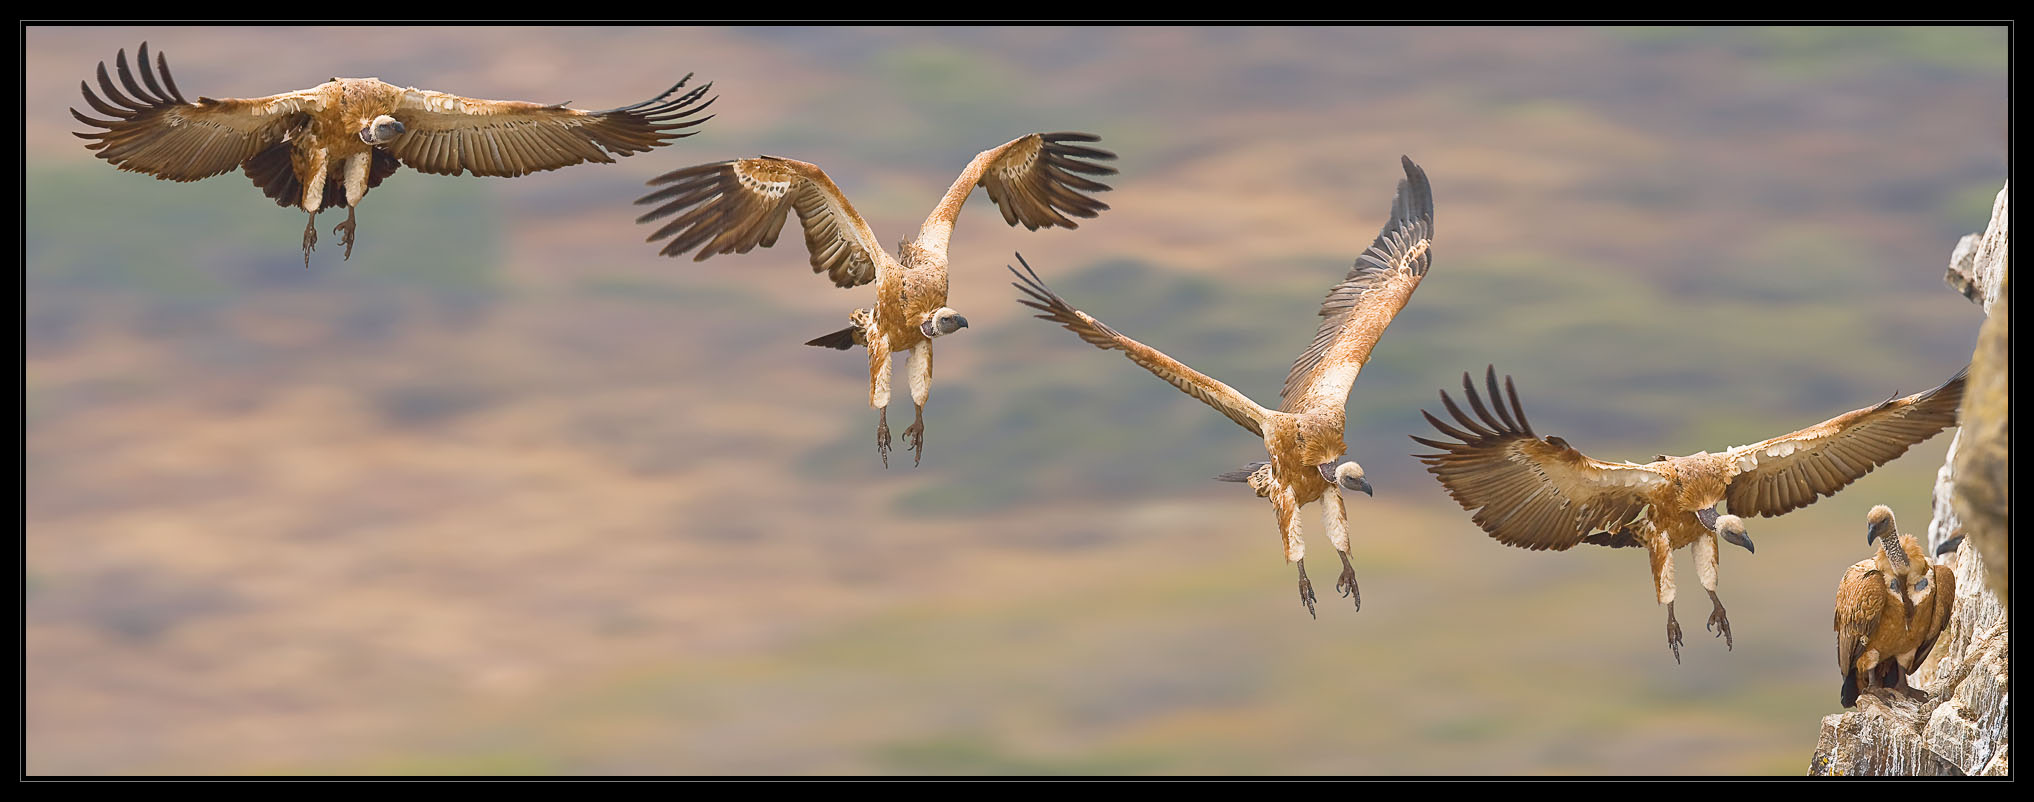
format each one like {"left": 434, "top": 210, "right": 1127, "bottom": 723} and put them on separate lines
{"left": 1809, "top": 184, "right": 2008, "bottom": 777}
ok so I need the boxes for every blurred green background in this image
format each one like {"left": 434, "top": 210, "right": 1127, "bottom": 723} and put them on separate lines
{"left": 24, "top": 25, "right": 2002, "bottom": 775}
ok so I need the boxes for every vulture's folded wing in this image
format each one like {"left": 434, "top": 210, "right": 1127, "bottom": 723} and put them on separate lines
{"left": 1833, "top": 560, "right": 1888, "bottom": 673}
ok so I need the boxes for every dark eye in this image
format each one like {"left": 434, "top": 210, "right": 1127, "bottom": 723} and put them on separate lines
{"left": 1915, "top": 578, "right": 1929, "bottom": 591}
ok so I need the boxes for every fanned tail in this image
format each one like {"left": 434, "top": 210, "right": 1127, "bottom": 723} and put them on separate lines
{"left": 1215, "top": 462, "right": 1269, "bottom": 483}
{"left": 804, "top": 325, "right": 860, "bottom": 350}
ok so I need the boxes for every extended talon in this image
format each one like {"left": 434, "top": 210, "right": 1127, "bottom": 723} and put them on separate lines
{"left": 1296, "top": 560, "right": 1317, "bottom": 619}
{"left": 1705, "top": 589, "right": 1733, "bottom": 651}
{"left": 903, "top": 420, "right": 924, "bottom": 467}
{"left": 332, "top": 209, "right": 359, "bottom": 260}
{"left": 1335, "top": 552, "right": 1361, "bottom": 611}
{"left": 302, "top": 217, "right": 319, "bottom": 267}
{"left": 875, "top": 411, "right": 892, "bottom": 469}
{"left": 1666, "top": 602, "right": 1684, "bottom": 664}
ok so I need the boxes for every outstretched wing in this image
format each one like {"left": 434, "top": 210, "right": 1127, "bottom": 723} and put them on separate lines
{"left": 1009, "top": 255, "right": 1268, "bottom": 437}
{"left": 383, "top": 76, "right": 712, "bottom": 178}
{"left": 1411, "top": 367, "right": 1668, "bottom": 551}
{"left": 1833, "top": 561, "right": 1888, "bottom": 673}
{"left": 1722, "top": 367, "right": 1967, "bottom": 518}
{"left": 915, "top": 132, "right": 1117, "bottom": 254}
{"left": 71, "top": 42, "right": 318, "bottom": 183}
{"left": 636, "top": 156, "right": 886, "bottom": 288}
{"left": 1282, "top": 156, "right": 1435, "bottom": 414}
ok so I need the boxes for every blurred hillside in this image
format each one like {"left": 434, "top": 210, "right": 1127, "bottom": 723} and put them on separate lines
{"left": 24, "top": 25, "right": 2003, "bottom": 775}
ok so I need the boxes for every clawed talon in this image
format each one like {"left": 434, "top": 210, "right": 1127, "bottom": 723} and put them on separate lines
{"left": 903, "top": 420, "right": 924, "bottom": 467}
{"left": 875, "top": 415, "right": 892, "bottom": 468}
{"left": 1705, "top": 590, "right": 1732, "bottom": 651}
{"left": 302, "top": 218, "right": 319, "bottom": 268}
{"left": 1296, "top": 560, "right": 1317, "bottom": 619}
{"left": 1335, "top": 552, "right": 1361, "bottom": 611}
{"left": 1665, "top": 602, "right": 1684, "bottom": 664}
{"left": 332, "top": 209, "right": 358, "bottom": 260}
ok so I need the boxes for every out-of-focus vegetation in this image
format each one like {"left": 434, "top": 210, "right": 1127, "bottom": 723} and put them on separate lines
{"left": 26, "top": 25, "right": 1999, "bottom": 775}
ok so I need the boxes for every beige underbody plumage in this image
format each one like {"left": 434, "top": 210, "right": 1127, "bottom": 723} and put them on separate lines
{"left": 1833, "top": 505, "right": 1955, "bottom": 707}
{"left": 634, "top": 132, "right": 1117, "bottom": 467}
{"left": 1010, "top": 156, "right": 1434, "bottom": 617}
{"left": 72, "top": 42, "right": 713, "bottom": 266}
{"left": 1413, "top": 366, "right": 1966, "bottom": 662}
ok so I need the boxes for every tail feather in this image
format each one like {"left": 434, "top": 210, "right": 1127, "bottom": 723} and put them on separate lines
{"left": 1581, "top": 528, "right": 1643, "bottom": 549}
{"left": 804, "top": 325, "right": 859, "bottom": 350}
{"left": 1215, "top": 461, "right": 1269, "bottom": 483}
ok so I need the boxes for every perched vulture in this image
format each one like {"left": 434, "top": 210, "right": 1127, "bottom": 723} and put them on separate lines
{"left": 1413, "top": 366, "right": 1967, "bottom": 662}
{"left": 72, "top": 42, "right": 714, "bottom": 266}
{"left": 1011, "top": 156, "right": 1434, "bottom": 617}
{"left": 635, "top": 133, "right": 1117, "bottom": 467}
{"left": 1833, "top": 505, "right": 1956, "bottom": 707}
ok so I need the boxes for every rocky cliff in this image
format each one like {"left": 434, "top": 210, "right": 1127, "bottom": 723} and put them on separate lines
{"left": 1809, "top": 184, "right": 2009, "bottom": 776}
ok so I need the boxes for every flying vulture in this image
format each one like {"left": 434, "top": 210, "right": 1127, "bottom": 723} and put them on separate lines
{"left": 1833, "top": 505, "right": 1956, "bottom": 707}
{"left": 635, "top": 132, "right": 1117, "bottom": 467}
{"left": 1412, "top": 366, "right": 1967, "bottom": 662}
{"left": 1009, "top": 156, "right": 1434, "bottom": 617}
{"left": 72, "top": 42, "right": 714, "bottom": 266}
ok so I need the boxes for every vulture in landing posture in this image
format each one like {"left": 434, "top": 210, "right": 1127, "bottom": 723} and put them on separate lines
{"left": 1834, "top": 505, "right": 1956, "bottom": 707}
{"left": 72, "top": 42, "right": 714, "bottom": 266}
{"left": 635, "top": 132, "right": 1117, "bottom": 468}
{"left": 1010, "top": 156, "right": 1434, "bottom": 617}
{"left": 1413, "top": 366, "right": 1967, "bottom": 662}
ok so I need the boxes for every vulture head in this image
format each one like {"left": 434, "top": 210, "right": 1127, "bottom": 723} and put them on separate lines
{"left": 1318, "top": 457, "right": 1373, "bottom": 496}
{"left": 920, "top": 307, "right": 970, "bottom": 339}
{"left": 359, "top": 114, "right": 407, "bottom": 145}
{"left": 1865, "top": 504, "right": 1897, "bottom": 546}
{"left": 1716, "top": 513, "right": 1753, "bottom": 554}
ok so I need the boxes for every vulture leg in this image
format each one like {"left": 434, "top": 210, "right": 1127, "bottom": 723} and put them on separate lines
{"left": 875, "top": 409, "right": 892, "bottom": 469}
{"left": 1665, "top": 602, "right": 1684, "bottom": 664}
{"left": 903, "top": 342, "right": 930, "bottom": 467}
{"left": 1705, "top": 590, "right": 1733, "bottom": 651}
{"left": 334, "top": 152, "right": 372, "bottom": 262}
{"left": 868, "top": 335, "right": 894, "bottom": 468}
{"left": 332, "top": 206, "right": 359, "bottom": 261}
{"left": 1271, "top": 486, "right": 1313, "bottom": 618}
{"left": 1695, "top": 533, "right": 1732, "bottom": 650}
{"left": 1643, "top": 528, "right": 1683, "bottom": 663}
{"left": 302, "top": 212, "right": 319, "bottom": 268}
{"left": 1335, "top": 552, "right": 1359, "bottom": 610}
{"left": 1322, "top": 489, "right": 1359, "bottom": 610}
{"left": 1881, "top": 661, "right": 1912, "bottom": 695}
{"left": 1296, "top": 561, "right": 1316, "bottom": 619}
{"left": 903, "top": 405, "right": 926, "bottom": 467}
